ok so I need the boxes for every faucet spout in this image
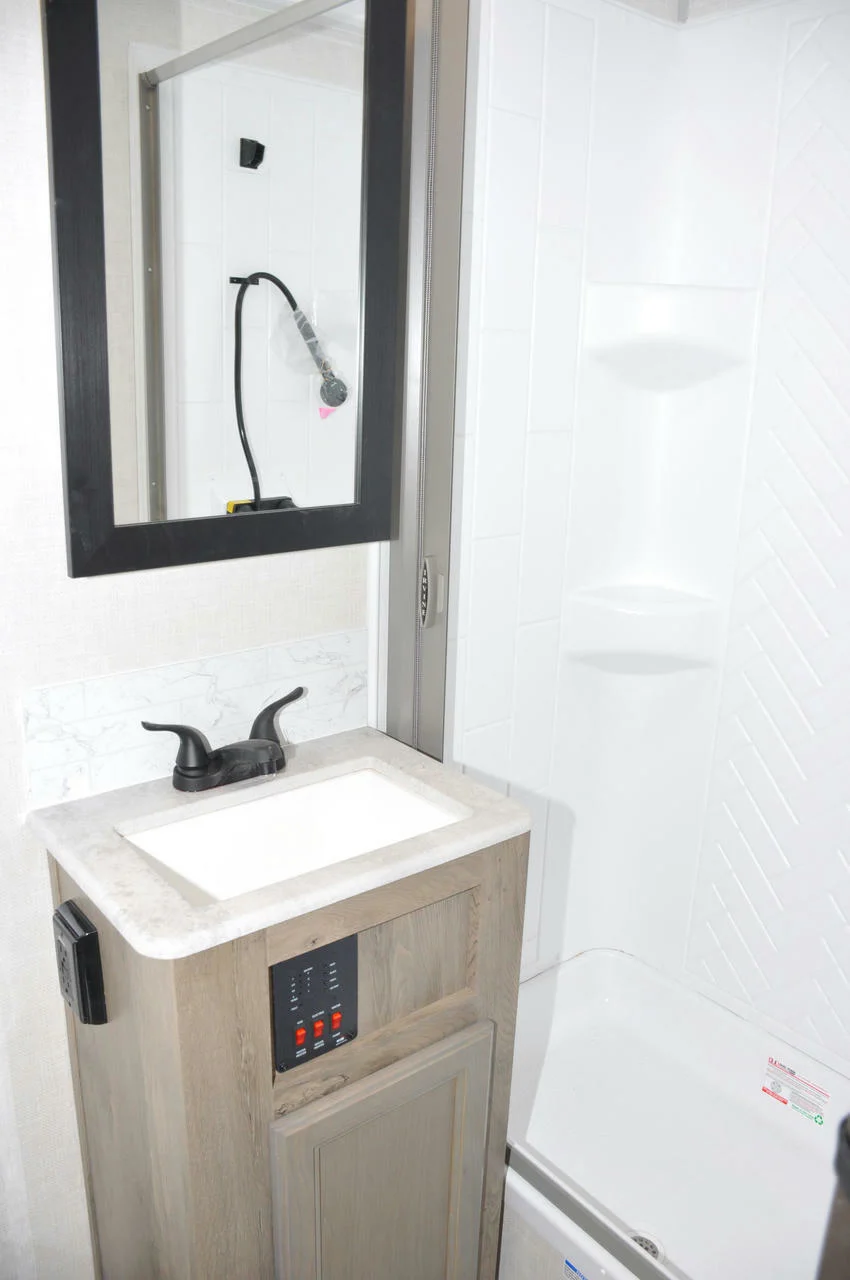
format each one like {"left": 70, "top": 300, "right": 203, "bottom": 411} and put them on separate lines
{"left": 249, "top": 686, "right": 304, "bottom": 744}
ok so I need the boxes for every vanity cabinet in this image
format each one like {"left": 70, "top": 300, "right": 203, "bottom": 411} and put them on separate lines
{"left": 50, "top": 833, "right": 527, "bottom": 1280}
{"left": 271, "top": 1023, "right": 493, "bottom": 1279}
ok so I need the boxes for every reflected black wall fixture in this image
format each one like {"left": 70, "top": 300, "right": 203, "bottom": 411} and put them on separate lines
{"left": 43, "top": 0, "right": 411, "bottom": 576}
{"left": 239, "top": 137, "right": 265, "bottom": 169}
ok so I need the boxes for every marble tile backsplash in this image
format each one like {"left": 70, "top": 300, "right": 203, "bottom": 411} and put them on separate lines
{"left": 22, "top": 628, "right": 368, "bottom": 808}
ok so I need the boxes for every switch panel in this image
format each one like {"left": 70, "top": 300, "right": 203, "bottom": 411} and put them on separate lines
{"left": 271, "top": 934, "right": 357, "bottom": 1072}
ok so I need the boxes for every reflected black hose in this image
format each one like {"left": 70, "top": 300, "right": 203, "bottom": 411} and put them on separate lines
{"left": 233, "top": 272, "right": 298, "bottom": 510}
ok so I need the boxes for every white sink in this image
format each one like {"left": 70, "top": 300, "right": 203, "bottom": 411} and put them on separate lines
{"left": 120, "top": 765, "right": 467, "bottom": 902}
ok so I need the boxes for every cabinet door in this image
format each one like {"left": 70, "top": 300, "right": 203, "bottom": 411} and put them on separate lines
{"left": 270, "top": 1021, "right": 494, "bottom": 1280}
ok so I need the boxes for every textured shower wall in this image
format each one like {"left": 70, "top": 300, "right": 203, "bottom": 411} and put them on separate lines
{"left": 450, "top": 0, "right": 594, "bottom": 974}
{"left": 687, "top": 11, "right": 850, "bottom": 1070}
{"left": 453, "top": 0, "right": 777, "bottom": 974}
{"left": 453, "top": 0, "right": 850, "bottom": 1070}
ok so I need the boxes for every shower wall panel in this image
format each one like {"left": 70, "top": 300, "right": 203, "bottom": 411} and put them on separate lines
{"left": 687, "top": 9, "right": 850, "bottom": 1069}
{"left": 450, "top": 0, "right": 595, "bottom": 973}
{"left": 452, "top": 0, "right": 850, "bottom": 1067}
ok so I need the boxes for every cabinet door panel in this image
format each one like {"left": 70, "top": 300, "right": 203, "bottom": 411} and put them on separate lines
{"left": 270, "top": 1021, "right": 494, "bottom": 1280}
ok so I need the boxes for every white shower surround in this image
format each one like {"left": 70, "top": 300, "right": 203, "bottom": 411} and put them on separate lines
{"left": 451, "top": 0, "right": 850, "bottom": 1072}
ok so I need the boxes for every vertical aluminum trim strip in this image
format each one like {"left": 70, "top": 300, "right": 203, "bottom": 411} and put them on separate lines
{"left": 138, "top": 78, "right": 167, "bottom": 522}
{"left": 385, "top": 0, "right": 470, "bottom": 759}
{"left": 385, "top": 0, "right": 439, "bottom": 749}
{"left": 412, "top": 0, "right": 442, "bottom": 743}
{"left": 416, "top": 0, "right": 470, "bottom": 759}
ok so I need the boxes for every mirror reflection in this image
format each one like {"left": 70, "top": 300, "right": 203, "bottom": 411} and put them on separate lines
{"left": 97, "top": 0, "right": 365, "bottom": 524}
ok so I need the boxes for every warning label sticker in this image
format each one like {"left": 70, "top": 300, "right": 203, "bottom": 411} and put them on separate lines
{"left": 762, "top": 1055, "right": 830, "bottom": 1125}
{"left": 564, "top": 1260, "right": 591, "bottom": 1280}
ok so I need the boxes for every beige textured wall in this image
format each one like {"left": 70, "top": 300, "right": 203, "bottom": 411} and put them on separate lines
{"left": 0, "top": 1, "right": 367, "bottom": 1274}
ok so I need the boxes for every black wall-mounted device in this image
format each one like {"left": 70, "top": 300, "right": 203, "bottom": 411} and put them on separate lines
{"left": 271, "top": 934, "right": 357, "bottom": 1072}
{"left": 53, "top": 901, "right": 107, "bottom": 1025}
{"left": 239, "top": 137, "right": 265, "bottom": 169}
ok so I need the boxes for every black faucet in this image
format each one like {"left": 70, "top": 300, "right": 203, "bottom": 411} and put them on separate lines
{"left": 141, "top": 687, "right": 304, "bottom": 792}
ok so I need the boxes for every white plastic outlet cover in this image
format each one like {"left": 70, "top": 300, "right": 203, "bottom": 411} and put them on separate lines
{"left": 122, "top": 767, "right": 466, "bottom": 902}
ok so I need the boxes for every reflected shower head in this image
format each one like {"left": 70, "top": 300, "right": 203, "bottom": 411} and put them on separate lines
{"left": 229, "top": 274, "right": 349, "bottom": 411}
{"left": 292, "top": 309, "right": 349, "bottom": 409}
{"left": 319, "top": 373, "right": 348, "bottom": 409}
{"left": 231, "top": 271, "right": 350, "bottom": 509}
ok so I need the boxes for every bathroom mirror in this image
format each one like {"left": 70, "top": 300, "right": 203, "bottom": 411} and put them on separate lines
{"left": 44, "top": 0, "right": 409, "bottom": 575}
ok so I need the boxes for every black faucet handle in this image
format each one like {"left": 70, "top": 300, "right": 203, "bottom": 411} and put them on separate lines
{"left": 249, "top": 687, "right": 304, "bottom": 745}
{"left": 141, "top": 721, "right": 212, "bottom": 778}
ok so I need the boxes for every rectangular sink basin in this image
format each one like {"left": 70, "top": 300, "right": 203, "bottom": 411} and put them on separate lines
{"left": 120, "top": 766, "right": 466, "bottom": 902}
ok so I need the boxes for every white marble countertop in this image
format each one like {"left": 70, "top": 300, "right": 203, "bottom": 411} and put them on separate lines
{"left": 28, "top": 728, "right": 529, "bottom": 960}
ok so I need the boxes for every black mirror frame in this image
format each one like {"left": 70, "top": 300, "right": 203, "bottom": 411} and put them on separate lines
{"left": 43, "top": 0, "right": 410, "bottom": 577}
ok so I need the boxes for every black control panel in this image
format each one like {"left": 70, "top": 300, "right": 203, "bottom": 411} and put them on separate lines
{"left": 271, "top": 934, "right": 357, "bottom": 1072}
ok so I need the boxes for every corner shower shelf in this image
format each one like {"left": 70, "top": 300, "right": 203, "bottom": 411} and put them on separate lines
{"left": 564, "top": 584, "right": 722, "bottom": 669}
{"left": 587, "top": 339, "right": 743, "bottom": 391}
{"left": 569, "top": 584, "right": 718, "bottom": 614}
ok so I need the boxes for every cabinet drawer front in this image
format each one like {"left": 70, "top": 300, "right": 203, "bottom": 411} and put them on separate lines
{"left": 270, "top": 1021, "right": 494, "bottom": 1280}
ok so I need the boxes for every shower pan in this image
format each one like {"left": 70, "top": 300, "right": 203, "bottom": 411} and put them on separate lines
{"left": 449, "top": 0, "right": 850, "bottom": 1275}
{"left": 504, "top": 951, "right": 850, "bottom": 1280}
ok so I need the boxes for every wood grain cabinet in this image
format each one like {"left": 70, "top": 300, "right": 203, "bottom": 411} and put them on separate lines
{"left": 51, "top": 834, "right": 527, "bottom": 1280}
{"left": 271, "top": 1023, "right": 494, "bottom": 1279}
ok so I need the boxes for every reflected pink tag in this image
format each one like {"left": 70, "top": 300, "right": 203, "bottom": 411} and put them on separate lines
{"left": 319, "top": 406, "right": 336, "bottom": 420}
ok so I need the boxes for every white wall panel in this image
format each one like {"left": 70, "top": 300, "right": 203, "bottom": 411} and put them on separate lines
{"left": 481, "top": 109, "right": 541, "bottom": 330}
{"left": 463, "top": 535, "right": 521, "bottom": 733}
{"left": 453, "top": 0, "right": 595, "bottom": 976}
{"left": 452, "top": 0, "right": 850, "bottom": 1075}
{"left": 517, "top": 433, "right": 572, "bottom": 623}
{"left": 688, "top": 10, "right": 850, "bottom": 1069}
{"left": 472, "top": 331, "right": 531, "bottom": 538}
